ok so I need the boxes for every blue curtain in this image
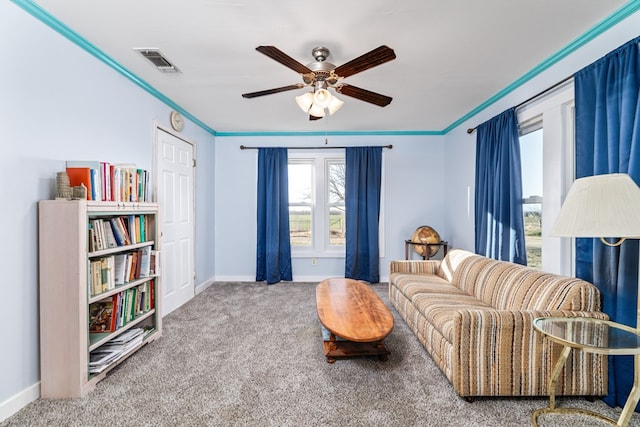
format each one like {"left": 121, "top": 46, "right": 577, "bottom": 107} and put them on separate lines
{"left": 574, "top": 36, "right": 640, "bottom": 410}
{"left": 256, "top": 148, "right": 292, "bottom": 284}
{"left": 345, "top": 147, "right": 382, "bottom": 283}
{"left": 474, "top": 108, "right": 527, "bottom": 265}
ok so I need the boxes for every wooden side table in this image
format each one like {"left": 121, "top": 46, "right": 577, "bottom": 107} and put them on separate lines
{"left": 404, "top": 240, "right": 448, "bottom": 260}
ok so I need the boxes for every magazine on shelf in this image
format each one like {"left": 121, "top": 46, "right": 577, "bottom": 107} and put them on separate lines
{"left": 88, "top": 328, "right": 145, "bottom": 374}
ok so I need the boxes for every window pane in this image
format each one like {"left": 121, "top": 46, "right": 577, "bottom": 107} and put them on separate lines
{"left": 328, "top": 162, "right": 345, "bottom": 204}
{"left": 520, "top": 128, "right": 543, "bottom": 269}
{"left": 329, "top": 206, "right": 345, "bottom": 246}
{"left": 290, "top": 206, "right": 312, "bottom": 246}
{"left": 327, "top": 160, "right": 345, "bottom": 246}
{"left": 288, "top": 163, "right": 312, "bottom": 204}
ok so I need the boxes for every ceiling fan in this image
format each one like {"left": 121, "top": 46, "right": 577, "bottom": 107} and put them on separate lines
{"left": 241, "top": 45, "right": 396, "bottom": 120}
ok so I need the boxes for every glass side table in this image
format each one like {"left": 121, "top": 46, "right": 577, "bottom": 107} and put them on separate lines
{"left": 532, "top": 317, "right": 640, "bottom": 427}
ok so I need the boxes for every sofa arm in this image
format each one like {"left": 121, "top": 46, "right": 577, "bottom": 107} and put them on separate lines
{"left": 451, "top": 309, "right": 609, "bottom": 397}
{"left": 389, "top": 260, "right": 441, "bottom": 275}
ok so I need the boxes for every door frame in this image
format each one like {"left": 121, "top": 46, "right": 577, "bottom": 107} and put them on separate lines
{"left": 153, "top": 122, "right": 196, "bottom": 314}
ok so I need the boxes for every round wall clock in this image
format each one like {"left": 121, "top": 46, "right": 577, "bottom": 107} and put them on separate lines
{"left": 170, "top": 111, "right": 184, "bottom": 131}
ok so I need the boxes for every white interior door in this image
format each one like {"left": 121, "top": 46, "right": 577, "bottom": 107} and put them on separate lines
{"left": 155, "top": 127, "right": 195, "bottom": 315}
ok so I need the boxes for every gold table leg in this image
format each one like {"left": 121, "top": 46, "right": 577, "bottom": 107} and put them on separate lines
{"left": 617, "top": 354, "right": 640, "bottom": 426}
{"left": 533, "top": 348, "right": 640, "bottom": 426}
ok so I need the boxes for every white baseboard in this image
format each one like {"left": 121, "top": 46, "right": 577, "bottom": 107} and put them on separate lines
{"left": 0, "top": 382, "right": 40, "bottom": 423}
{"left": 195, "top": 278, "right": 214, "bottom": 295}
{"left": 293, "top": 275, "right": 390, "bottom": 283}
{"left": 211, "top": 275, "right": 389, "bottom": 284}
{"left": 213, "top": 275, "right": 256, "bottom": 282}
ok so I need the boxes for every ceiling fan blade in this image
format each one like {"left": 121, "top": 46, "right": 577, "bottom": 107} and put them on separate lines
{"left": 242, "top": 84, "right": 303, "bottom": 98}
{"left": 333, "top": 45, "right": 396, "bottom": 79}
{"left": 309, "top": 115, "right": 322, "bottom": 121}
{"left": 256, "top": 46, "right": 314, "bottom": 75}
{"left": 336, "top": 84, "right": 392, "bottom": 107}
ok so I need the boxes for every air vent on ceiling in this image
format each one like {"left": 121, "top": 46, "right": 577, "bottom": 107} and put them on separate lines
{"left": 134, "top": 48, "right": 180, "bottom": 73}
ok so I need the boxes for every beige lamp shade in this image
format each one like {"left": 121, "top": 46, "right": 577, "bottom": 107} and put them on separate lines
{"left": 295, "top": 92, "right": 314, "bottom": 112}
{"left": 327, "top": 96, "right": 344, "bottom": 115}
{"left": 313, "top": 88, "right": 332, "bottom": 108}
{"left": 550, "top": 173, "right": 640, "bottom": 238}
{"left": 308, "top": 103, "right": 325, "bottom": 118}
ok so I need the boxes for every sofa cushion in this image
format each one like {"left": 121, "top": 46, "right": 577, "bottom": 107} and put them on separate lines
{"left": 390, "top": 272, "right": 463, "bottom": 300}
{"left": 438, "top": 248, "right": 476, "bottom": 282}
{"left": 450, "top": 254, "right": 602, "bottom": 311}
{"left": 412, "top": 293, "right": 492, "bottom": 343}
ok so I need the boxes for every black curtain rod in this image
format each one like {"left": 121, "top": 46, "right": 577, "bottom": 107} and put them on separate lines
{"left": 240, "top": 144, "right": 393, "bottom": 150}
{"left": 466, "top": 75, "right": 574, "bottom": 134}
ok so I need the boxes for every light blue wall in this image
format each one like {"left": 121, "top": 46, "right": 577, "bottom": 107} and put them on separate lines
{"left": 0, "top": 1, "right": 215, "bottom": 413}
{"left": 214, "top": 135, "right": 446, "bottom": 282}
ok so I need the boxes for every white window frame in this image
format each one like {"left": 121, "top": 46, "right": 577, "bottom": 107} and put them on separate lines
{"left": 289, "top": 150, "right": 346, "bottom": 257}
{"left": 516, "top": 80, "right": 575, "bottom": 275}
{"left": 288, "top": 149, "right": 386, "bottom": 258}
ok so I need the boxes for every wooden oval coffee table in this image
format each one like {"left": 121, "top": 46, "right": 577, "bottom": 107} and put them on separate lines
{"left": 316, "top": 278, "right": 394, "bottom": 363}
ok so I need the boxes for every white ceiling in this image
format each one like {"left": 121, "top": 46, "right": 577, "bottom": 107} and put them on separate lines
{"left": 31, "top": 0, "right": 629, "bottom": 134}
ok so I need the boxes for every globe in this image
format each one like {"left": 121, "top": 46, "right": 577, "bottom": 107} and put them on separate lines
{"left": 411, "top": 226, "right": 441, "bottom": 258}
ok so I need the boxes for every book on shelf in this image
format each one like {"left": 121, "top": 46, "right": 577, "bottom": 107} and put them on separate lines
{"left": 138, "top": 246, "right": 151, "bottom": 278}
{"left": 110, "top": 217, "right": 129, "bottom": 246}
{"left": 113, "top": 254, "right": 127, "bottom": 286}
{"left": 66, "top": 167, "right": 92, "bottom": 201}
{"left": 88, "top": 297, "right": 117, "bottom": 333}
{"left": 139, "top": 215, "right": 146, "bottom": 242}
{"left": 103, "top": 222, "right": 118, "bottom": 248}
{"left": 89, "top": 256, "right": 116, "bottom": 297}
{"left": 126, "top": 215, "right": 137, "bottom": 244}
{"left": 149, "top": 250, "right": 160, "bottom": 276}
{"left": 90, "top": 260, "right": 102, "bottom": 296}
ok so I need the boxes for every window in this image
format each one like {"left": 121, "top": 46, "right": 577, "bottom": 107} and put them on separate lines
{"left": 520, "top": 127, "right": 543, "bottom": 269}
{"left": 288, "top": 151, "right": 345, "bottom": 255}
{"left": 516, "top": 81, "right": 575, "bottom": 275}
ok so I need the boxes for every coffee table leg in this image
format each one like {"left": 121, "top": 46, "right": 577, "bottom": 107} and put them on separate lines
{"left": 323, "top": 335, "right": 390, "bottom": 363}
{"left": 326, "top": 333, "right": 337, "bottom": 363}
{"left": 376, "top": 341, "right": 389, "bottom": 361}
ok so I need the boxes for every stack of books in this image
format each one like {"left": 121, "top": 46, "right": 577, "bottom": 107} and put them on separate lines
{"left": 88, "top": 215, "right": 151, "bottom": 252}
{"left": 66, "top": 160, "right": 150, "bottom": 202}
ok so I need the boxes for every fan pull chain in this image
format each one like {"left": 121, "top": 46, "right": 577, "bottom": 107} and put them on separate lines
{"left": 324, "top": 115, "right": 329, "bottom": 145}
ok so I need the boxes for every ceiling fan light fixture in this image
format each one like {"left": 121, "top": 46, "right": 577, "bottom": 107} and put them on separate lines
{"left": 295, "top": 92, "right": 314, "bottom": 112}
{"left": 313, "top": 88, "right": 332, "bottom": 109}
{"left": 242, "top": 45, "right": 396, "bottom": 119}
{"left": 327, "top": 95, "right": 344, "bottom": 115}
{"left": 309, "top": 103, "right": 326, "bottom": 118}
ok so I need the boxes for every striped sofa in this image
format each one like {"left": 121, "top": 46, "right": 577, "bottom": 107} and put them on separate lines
{"left": 389, "top": 248, "right": 608, "bottom": 398}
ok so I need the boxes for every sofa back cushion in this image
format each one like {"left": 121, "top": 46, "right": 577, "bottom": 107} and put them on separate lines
{"left": 438, "top": 249, "right": 476, "bottom": 282}
{"left": 449, "top": 252, "right": 601, "bottom": 312}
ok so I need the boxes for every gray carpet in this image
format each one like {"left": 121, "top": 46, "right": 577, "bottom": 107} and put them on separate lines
{"left": 3, "top": 282, "right": 639, "bottom": 426}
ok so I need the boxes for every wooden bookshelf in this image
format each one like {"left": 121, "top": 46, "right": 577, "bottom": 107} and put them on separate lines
{"left": 38, "top": 200, "right": 162, "bottom": 398}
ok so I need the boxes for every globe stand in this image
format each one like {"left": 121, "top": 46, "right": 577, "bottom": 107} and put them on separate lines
{"left": 404, "top": 239, "right": 448, "bottom": 260}
{"left": 405, "top": 226, "right": 447, "bottom": 260}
